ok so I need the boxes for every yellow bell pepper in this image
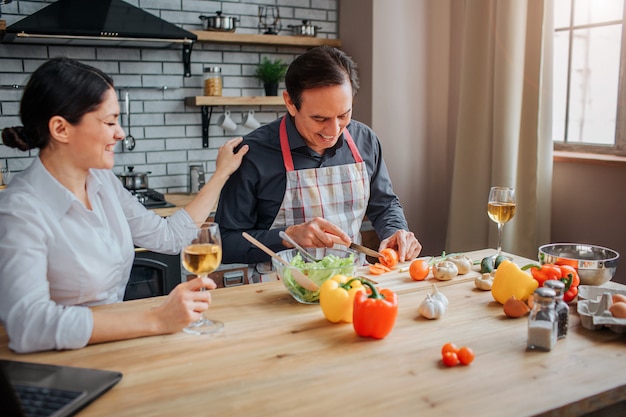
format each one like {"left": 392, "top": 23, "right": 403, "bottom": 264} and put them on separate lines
{"left": 319, "top": 275, "right": 365, "bottom": 323}
{"left": 491, "top": 260, "right": 538, "bottom": 304}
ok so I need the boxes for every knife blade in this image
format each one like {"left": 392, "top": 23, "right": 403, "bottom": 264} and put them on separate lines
{"left": 349, "top": 242, "right": 382, "bottom": 259}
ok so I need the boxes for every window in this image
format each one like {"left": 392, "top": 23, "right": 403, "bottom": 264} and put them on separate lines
{"left": 553, "top": 0, "right": 626, "bottom": 155}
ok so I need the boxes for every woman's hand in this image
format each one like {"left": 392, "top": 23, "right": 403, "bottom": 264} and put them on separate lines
{"left": 185, "top": 137, "right": 249, "bottom": 223}
{"left": 379, "top": 230, "right": 421, "bottom": 262}
{"left": 154, "top": 277, "right": 217, "bottom": 333}
{"left": 214, "top": 137, "right": 249, "bottom": 179}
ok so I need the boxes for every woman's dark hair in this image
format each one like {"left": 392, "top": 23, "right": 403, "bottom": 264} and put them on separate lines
{"left": 285, "top": 46, "right": 360, "bottom": 110}
{"left": 1, "top": 57, "right": 115, "bottom": 151}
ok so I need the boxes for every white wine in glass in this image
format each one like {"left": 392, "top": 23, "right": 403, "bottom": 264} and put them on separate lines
{"left": 182, "top": 222, "right": 224, "bottom": 335}
{"left": 487, "top": 186, "right": 516, "bottom": 256}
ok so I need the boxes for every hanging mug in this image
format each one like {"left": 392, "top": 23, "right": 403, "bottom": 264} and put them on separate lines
{"left": 217, "top": 110, "right": 237, "bottom": 132}
{"left": 242, "top": 110, "right": 261, "bottom": 130}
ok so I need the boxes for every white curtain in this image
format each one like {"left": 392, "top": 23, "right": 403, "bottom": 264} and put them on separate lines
{"left": 446, "top": 0, "right": 554, "bottom": 259}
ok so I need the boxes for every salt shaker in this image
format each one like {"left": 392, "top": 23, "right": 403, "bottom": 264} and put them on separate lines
{"left": 544, "top": 280, "right": 568, "bottom": 339}
{"left": 527, "top": 287, "right": 557, "bottom": 351}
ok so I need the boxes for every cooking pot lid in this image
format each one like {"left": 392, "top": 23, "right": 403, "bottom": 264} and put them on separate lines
{"left": 200, "top": 11, "right": 234, "bottom": 19}
{"left": 121, "top": 166, "right": 151, "bottom": 176}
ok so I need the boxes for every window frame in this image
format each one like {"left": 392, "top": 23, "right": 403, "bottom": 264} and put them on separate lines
{"left": 553, "top": 1, "right": 626, "bottom": 157}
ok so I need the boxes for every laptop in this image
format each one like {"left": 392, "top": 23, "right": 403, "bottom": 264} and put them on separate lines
{"left": 0, "top": 359, "right": 122, "bottom": 417}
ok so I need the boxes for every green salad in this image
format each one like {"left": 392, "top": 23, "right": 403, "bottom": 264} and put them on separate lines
{"left": 283, "top": 252, "right": 357, "bottom": 303}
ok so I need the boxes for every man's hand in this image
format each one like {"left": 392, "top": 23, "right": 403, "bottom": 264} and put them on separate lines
{"left": 379, "top": 230, "right": 421, "bottom": 262}
{"left": 284, "top": 217, "right": 351, "bottom": 248}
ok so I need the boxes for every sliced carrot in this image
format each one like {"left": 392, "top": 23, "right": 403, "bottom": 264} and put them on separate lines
{"left": 369, "top": 263, "right": 392, "bottom": 275}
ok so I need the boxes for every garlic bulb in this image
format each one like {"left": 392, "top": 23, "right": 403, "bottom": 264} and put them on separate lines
{"left": 418, "top": 285, "right": 449, "bottom": 320}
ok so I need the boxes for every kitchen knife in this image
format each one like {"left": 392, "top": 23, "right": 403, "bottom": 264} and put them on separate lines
{"left": 349, "top": 243, "right": 382, "bottom": 259}
{"left": 323, "top": 232, "right": 382, "bottom": 259}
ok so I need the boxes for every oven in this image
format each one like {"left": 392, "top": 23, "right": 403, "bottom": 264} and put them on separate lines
{"left": 124, "top": 249, "right": 182, "bottom": 301}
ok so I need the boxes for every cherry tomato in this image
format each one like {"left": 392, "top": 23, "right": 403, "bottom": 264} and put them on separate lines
{"left": 409, "top": 259, "right": 430, "bottom": 281}
{"left": 457, "top": 346, "right": 475, "bottom": 365}
{"left": 442, "top": 351, "right": 459, "bottom": 367}
{"left": 441, "top": 342, "right": 459, "bottom": 356}
{"left": 369, "top": 263, "right": 392, "bottom": 275}
{"left": 378, "top": 248, "right": 399, "bottom": 269}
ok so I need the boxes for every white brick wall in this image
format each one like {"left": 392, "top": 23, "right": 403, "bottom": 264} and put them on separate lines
{"left": 0, "top": 0, "right": 338, "bottom": 193}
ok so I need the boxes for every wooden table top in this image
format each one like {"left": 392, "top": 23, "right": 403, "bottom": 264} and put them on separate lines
{"left": 1, "top": 249, "right": 625, "bottom": 417}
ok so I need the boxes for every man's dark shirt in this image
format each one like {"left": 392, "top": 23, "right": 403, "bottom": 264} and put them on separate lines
{"left": 216, "top": 114, "right": 409, "bottom": 264}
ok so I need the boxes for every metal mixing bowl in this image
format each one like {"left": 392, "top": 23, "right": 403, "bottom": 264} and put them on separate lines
{"left": 538, "top": 243, "right": 619, "bottom": 286}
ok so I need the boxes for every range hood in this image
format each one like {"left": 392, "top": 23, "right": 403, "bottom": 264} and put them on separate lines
{"left": 2, "top": 0, "right": 197, "bottom": 76}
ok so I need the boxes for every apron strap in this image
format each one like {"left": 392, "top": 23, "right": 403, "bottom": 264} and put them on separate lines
{"left": 279, "top": 115, "right": 363, "bottom": 171}
{"left": 279, "top": 115, "right": 295, "bottom": 171}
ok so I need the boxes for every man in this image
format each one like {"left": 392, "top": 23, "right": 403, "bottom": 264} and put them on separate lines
{"left": 216, "top": 46, "right": 421, "bottom": 277}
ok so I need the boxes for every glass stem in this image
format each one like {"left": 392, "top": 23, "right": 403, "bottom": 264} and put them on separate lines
{"left": 496, "top": 223, "right": 503, "bottom": 256}
{"left": 198, "top": 274, "right": 208, "bottom": 320}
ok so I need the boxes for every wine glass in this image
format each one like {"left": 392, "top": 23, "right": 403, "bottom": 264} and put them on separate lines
{"left": 487, "top": 186, "right": 516, "bottom": 256}
{"left": 258, "top": 6, "right": 281, "bottom": 35}
{"left": 182, "top": 222, "right": 224, "bottom": 335}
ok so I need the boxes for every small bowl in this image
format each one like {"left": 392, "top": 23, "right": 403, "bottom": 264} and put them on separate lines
{"left": 272, "top": 248, "right": 364, "bottom": 304}
{"left": 538, "top": 243, "right": 619, "bottom": 286}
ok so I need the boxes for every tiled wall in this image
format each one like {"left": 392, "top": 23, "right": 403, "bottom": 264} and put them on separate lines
{"left": 0, "top": 0, "right": 338, "bottom": 192}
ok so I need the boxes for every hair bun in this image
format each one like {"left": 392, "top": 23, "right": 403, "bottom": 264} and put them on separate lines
{"left": 1, "top": 126, "right": 35, "bottom": 151}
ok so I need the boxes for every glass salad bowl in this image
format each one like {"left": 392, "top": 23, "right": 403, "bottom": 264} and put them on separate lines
{"left": 272, "top": 247, "right": 364, "bottom": 304}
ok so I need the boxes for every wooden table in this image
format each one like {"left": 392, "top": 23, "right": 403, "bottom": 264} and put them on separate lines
{"left": 1, "top": 249, "right": 625, "bottom": 417}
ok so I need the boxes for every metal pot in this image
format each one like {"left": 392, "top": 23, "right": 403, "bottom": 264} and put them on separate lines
{"left": 199, "top": 11, "right": 239, "bottom": 32}
{"left": 118, "top": 167, "right": 151, "bottom": 190}
{"left": 287, "top": 20, "right": 321, "bottom": 37}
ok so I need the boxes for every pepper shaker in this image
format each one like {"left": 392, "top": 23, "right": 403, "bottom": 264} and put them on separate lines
{"left": 544, "top": 280, "right": 568, "bottom": 339}
{"left": 527, "top": 287, "right": 557, "bottom": 351}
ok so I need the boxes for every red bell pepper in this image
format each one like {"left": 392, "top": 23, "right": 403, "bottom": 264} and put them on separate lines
{"left": 559, "top": 264, "right": 580, "bottom": 303}
{"left": 523, "top": 263, "right": 580, "bottom": 303}
{"left": 352, "top": 281, "right": 398, "bottom": 339}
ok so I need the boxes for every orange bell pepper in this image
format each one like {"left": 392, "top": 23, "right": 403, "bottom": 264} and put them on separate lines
{"left": 523, "top": 263, "right": 561, "bottom": 287}
{"left": 352, "top": 281, "right": 398, "bottom": 339}
{"left": 523, "top": 263, "right": 581, "bottom": 303}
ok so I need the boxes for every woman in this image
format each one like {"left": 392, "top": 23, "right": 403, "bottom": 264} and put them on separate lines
{"left": 0, "top": 57, "right": 249, "bottom": 353}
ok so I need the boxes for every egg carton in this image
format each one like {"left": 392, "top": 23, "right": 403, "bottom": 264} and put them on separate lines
{"left": 577, "top": 285, "right": 626, "bottom": 333}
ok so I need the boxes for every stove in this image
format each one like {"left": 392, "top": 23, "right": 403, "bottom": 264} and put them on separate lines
{"left": 130, "top": 188, "right": 175, "bottom": 209}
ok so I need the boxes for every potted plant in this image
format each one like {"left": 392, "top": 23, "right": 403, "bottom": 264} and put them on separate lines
{"left": 254, "top": 57, "right": 288, "bottom": 96}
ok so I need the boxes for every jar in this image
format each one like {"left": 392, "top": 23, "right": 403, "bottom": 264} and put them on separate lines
{"left": 189, "top": 164, "right": 205, "bottom": 194}
{"left": 544, "top": 280, "right": 568, "bottom": 339}
{"left": 527, "top": 287, "right": 557, "bottom": 351}
{"left": 203, "top": 66, "right": 222, "bottom": 96}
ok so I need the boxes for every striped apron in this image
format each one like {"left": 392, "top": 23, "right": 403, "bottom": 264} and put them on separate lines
{"left": 252, "top": 116, "right": 370, "bottom": 282}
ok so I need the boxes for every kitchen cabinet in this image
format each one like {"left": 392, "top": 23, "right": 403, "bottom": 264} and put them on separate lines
{"left": 186, "top": 31, "right": 342, "bottom": 147}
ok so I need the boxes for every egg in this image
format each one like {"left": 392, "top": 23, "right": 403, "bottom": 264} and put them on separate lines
{"left": 608, "top": 301, "right": 626, "bottom": 318}
{"left": 611, "top": 293, "right": 626, "bottom": 304}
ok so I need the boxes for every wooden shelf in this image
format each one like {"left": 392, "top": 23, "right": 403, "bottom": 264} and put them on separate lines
{"left": 185, "top": 96, "right": 285, "bottom": 148}
{"left": 185, "top": 96, "right": 285, "bottom": 106}
{"left": 191, "top": 30, "right": 341, "bottom": 47}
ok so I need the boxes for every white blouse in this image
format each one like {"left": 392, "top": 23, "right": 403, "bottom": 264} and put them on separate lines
{"left": 0, "top": 158, "right": 194, "bottom": 353}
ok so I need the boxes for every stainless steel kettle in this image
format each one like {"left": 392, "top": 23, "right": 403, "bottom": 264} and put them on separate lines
{"left": 189, "top": 164, "right": 205, "bottom": 194}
